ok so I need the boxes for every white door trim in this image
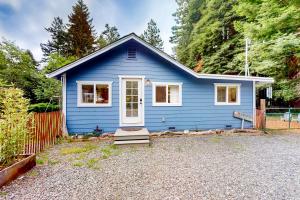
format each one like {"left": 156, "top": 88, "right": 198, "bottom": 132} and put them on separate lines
{"left": 119, "top": 75, "right": 145, "bottom": 127}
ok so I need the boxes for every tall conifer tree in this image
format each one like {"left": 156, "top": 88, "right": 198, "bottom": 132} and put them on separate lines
{"left": 141, "top": 19, "right": 164, "bottom": 50}
{"left": 67, "top": 0, "right": 96, "bottom": 57}
{"left": 40, "top": 17, "right": 68, "bottom": 59}
{"left": 97, "top": 24, "right": 120, "bottom": 48}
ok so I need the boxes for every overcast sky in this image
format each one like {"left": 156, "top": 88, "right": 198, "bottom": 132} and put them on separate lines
{"left": 0, "top": 0, "right": 178, "bottom": 61}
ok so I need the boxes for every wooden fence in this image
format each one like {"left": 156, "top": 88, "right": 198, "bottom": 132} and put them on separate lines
{"left": 256, "top": 109, "right": 265, "bottom": 129}
{"left": 24, "top": 111, "right": 63, "bottom": 154}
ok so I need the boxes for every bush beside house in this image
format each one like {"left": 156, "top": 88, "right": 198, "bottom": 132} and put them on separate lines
{"left": 0, "top": 84, "right": 32, "bottom": 166}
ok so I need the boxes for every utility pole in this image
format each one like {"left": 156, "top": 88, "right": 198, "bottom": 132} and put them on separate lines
{"left": 245, "top": 37, "right": 251, "bottom": 76}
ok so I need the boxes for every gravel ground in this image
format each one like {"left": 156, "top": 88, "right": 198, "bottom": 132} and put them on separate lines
{"left": 1, "top": 134, "right": 300, "bottom": 200}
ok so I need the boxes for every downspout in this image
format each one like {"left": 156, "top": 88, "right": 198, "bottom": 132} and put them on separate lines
{"left": 253, "top": 81, "right": 256, "bottom": 128}
{"left": 61, "top": 73, "right": 68, "bottom": 136}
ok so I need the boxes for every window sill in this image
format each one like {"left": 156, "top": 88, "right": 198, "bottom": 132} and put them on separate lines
{"left": 215, "top": 103, "right": 240, "bottom": 106}
{"left": 77, "top": 104, "right": 112, "bottom": 107}
{"left": 152, "top": 103, "right": 182, "bottom": 107}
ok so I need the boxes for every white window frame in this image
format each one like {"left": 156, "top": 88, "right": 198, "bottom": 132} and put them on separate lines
{"left": 214, "top": 83, "right": 241, "bottom": 105}
{"left": 152, "top": 82, "right": 182, "bottom": 106}
{"left": 77, "top": 81, "right": 112, "bottom": 107}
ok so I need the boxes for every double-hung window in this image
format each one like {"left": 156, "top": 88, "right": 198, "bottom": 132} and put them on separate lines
{"left": 214, "top": 83, "right": 240, "bottom": 105}
{"left": 77, "top": 81, "right": 112, "bottom": 107}
{"left": 152, "top": 82, "right": 182, "bottom": 106}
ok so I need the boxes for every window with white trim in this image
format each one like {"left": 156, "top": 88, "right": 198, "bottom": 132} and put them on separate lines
{"left": 214, "top": 83, "right": 240, "bottom": 105}
{"left": 152, "top": 82, "right": 182, "bottom": 106}
{"left": 77, "top": 81, "right": 112, "bottom": 107}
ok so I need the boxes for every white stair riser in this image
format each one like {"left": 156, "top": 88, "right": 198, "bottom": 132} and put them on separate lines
{"left": 115, "top": 135, "right": 149, "bottom": 141}
{"left": 114, "top": 140, "right": 150, "bottom": 145}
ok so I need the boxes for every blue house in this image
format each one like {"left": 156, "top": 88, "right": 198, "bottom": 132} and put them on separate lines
{"left": 47, "top": 33, "right": 273, "bottom": 134}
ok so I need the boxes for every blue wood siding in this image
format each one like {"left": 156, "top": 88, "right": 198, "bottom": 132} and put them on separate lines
{"left": 65, "top": 40, "right": 254, "bottom": 133}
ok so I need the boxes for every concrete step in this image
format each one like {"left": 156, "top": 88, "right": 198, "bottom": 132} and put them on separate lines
{"left": 115, "top": 135, "right": 149, "bottom": 141}
{"left": 114, "top": 128, "right": 150, "bottom": 145}
{"left": 114, "top": 140, "right": 150, "bottom": 145}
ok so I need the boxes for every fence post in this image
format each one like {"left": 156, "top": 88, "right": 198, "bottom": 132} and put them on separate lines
{"left": 260, "top": 99, "right": 266, "bottom": 129}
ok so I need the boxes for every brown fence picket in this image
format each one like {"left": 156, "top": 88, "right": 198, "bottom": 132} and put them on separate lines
{"left": 24, "top": 111, "right": 63, "bottom": 155}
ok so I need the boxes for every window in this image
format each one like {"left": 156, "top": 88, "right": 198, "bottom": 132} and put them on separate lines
{"left": 214, "top": 83, "right": 240, "bottom": 105}
{"left": 77, "top": 81, "right": 112, "bottom": 107}
{"left": 152, "top": 82, "right": 182, "bottom": 106}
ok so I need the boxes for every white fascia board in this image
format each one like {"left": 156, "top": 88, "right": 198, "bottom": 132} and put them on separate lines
{"left": 198, "top": 73, "right": 274, "bottom": 83}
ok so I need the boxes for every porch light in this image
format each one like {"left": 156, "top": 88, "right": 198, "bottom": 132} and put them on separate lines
{"left": 145, "top": 79, "right": 151, "bottom": 86}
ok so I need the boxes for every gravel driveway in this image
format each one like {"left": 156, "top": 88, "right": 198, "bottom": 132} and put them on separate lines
{"left": 1, "top": 134, "right": 300, "bottom": 200}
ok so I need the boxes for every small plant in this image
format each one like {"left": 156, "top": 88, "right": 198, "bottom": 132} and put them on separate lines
{"left": 101, "top": 148, "right": 112, "bottom": 159}
{"left": 73, "top": 161, "right": 84, "bottom": 167}
{"left": 36, "top": 152, "right": 49, "bottom": 165}
{"left": 86, "top": 158, "right": 100, "bottom": 169}
{"left": 36, "top": 158, "right": 45, "bottom": 165}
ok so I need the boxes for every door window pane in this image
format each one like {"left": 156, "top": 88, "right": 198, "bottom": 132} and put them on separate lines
{"left": 132, "top": 81, "right": 138, "bottom": 88}
{"left": 168, "top": 85, "right": 179, "bottom": 103}
{"left": 217, "top": 86, "right": 226, "bottom": 103}
{"left": 125, "top": 81, "right": 139, "bottom": 117}
{"left": 82, "top": 85, "right": 94, "bottom": 103}
{"left": 156, "top": 86, "right": 166, "bottom": 103}
{"left": 228, "top": 86, "right": 237, "bottom": 103}
{"left": 96, "top": 84, "right": 109, "bottom": 104}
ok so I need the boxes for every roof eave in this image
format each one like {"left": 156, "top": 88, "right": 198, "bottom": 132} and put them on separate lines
{"left": 198, "top": 74, "right": 274, "bottom": 83}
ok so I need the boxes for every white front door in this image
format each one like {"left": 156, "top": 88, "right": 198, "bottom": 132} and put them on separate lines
{"left": 120, "top": 77, "right": 144, "bottom": 126}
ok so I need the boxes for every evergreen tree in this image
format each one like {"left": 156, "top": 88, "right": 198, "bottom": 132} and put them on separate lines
{"left": 172, "top": 0, "right": 241, "bottom": 73}
{"left": 171, "top": 0, "right": 300, "bottom": 103}
{"left": 67, "top": 0, "right": 96, "bottom": 57}
{"left": 141, "top": 19, "right": 164, "bottom": 50}
{"left": 97, "top": 35, "right": 107, "bottom": 49}
{"left": 170, "top": 0, "right": 204, "bottom": 63}
{"left": 234, "top": 0, "right": 300, "bottom": 102}
{"left": 40, "top": 17, "right": 68, "bottom": 59}
{"left": 97, "top": 24, "right": 120, "bottom": 48}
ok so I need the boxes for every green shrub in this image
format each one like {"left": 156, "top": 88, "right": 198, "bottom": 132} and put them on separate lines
{"left": 28, "top": 103, "right": 60, "bottom": 113}
{"left": 0, "top": 87, "right": 32, "bottom": 166}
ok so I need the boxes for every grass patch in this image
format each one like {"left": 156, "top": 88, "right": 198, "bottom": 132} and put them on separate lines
{"left": 230, "top": 143, "right": 245, "bottom": 151}
{"left": 73, "top": 161, "right": 84, "bottom": 167}
{"left": 36, "top": 158, "right": 45, "bottom": 165}
{"left": 209, "top": 135, "right": 222, "bottom": 143}
{"left": 60, "top": 143, "right": 98, "bottom": 155}
{"left": 75, "top": 154, "right": 86, "bottom": 160}
{"left": 27, "top": 170, "right": 38, "bottom": 177}
{"left": 0, "top": 191, "right": 8, "bottom": 196}
{"left": 48, "top": 159, "right": 60, "bottom": 165}
{"left": 101, "top": 144, "right": 121, "bottom": 159}
{"left": 36, "top": 152, "right": 49, "bottom": 165}
{"left": 87, "top": 158, "right": 100, "bottom": 169}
